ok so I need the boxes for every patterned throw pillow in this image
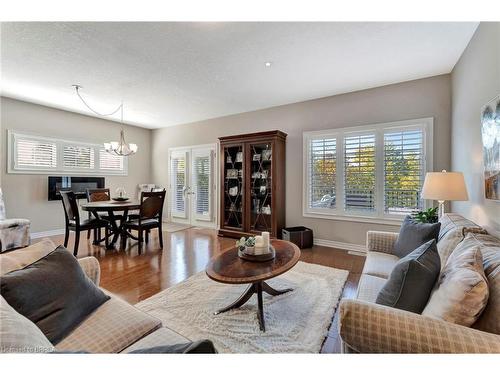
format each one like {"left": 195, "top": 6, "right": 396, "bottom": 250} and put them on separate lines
{"left": 0, "top": 296, "right": 54, "bottom": 353}
{"left": 422, "top": 245, "right": 489, "bottom": 327}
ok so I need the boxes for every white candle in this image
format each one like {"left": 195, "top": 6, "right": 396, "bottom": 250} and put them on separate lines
{"left": 254, "top": 236, "right": 264, "bottom": 248}
{"left": 262, "top": 232, "right": 270, "bottom": 251}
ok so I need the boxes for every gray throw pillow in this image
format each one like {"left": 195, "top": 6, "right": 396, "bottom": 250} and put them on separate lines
{"left": 394, "top": 215, "right": 441, "bottom": 258}
{"left": 0, "top": 246, "right": 109, "bottom": 344}
{"left": 376, "top": 239, "right": 441, "bottom": 314}
{"left": 129, "top": 339, "right": 217, "bottom": 354}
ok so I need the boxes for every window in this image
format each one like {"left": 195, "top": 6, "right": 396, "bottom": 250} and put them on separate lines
{"left": 13, "top": 136, "right": 57, "bottom": 171}
{"left": 8, "top": 130, "right": 128, "bottom": 175}
{"left": 170, "top": 151, "right": 187, "bottom": 218}
{"left": 63, "top": 144, "right": 95, "bottom": 170}
{"left": 303, "top": 118, "right": 433, "bottom": 223}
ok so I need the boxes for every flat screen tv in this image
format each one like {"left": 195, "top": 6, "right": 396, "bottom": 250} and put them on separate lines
{"left": 48, "top": 176, "right": 105, "bottom": 201}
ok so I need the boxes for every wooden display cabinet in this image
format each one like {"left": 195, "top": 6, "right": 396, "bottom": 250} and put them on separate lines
{"left": 218, "top": 130, "right": 287, "bottom": 239}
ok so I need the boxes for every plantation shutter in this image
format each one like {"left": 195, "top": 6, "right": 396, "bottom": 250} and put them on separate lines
{"left": 309, "top": 138, "right": 336, "bottom": 209}
{"left": 63, "top": 144, "right": 95, "bottom": 170}
{"left": 344, "top": 133, "right": 376, "bottom": 211}
{"left": 384, "top": 129, "right": 424, "bottom": 214}
{"left": 99, "top": 149, "right": 124, "bottom": 171}
{"left": 193, "top": 150, "right": 213, "bottom": 220}
{"left": 15, "top": 137, "right": 57, "bottom": 170}
{"left": 170, "top": 152, "right": 187, "bottom": 218}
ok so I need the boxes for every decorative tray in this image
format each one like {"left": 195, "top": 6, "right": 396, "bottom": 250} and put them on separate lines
{"left": 238, "top": 245, "right": 275, "bottom": 262}
{"left": 112, "top": 197, "right": 129, "bottom": 202}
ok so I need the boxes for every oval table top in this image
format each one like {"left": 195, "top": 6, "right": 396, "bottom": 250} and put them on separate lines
{"left": 80, "top": 200, "right": 141, "bottom": 211}
{"left": 206, "top": 239, "right": 301, "bottom": 285}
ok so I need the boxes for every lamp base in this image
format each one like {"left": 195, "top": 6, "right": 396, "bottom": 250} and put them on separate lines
{"left": 438, "top": 200, "right": 446, "bottom": 219}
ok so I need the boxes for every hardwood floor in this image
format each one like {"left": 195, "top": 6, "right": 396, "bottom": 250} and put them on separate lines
{"left": 41, "top": 227, "right": 365, "bottom": 353}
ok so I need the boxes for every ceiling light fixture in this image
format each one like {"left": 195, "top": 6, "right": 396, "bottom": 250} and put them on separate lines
{"left": 264, "top": 61, "right": 273, "bottom": 67}
{"left": 72, "top": 85, "right": 138, "bottom": 156}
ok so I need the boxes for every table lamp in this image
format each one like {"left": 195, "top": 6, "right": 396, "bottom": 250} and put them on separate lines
{"left": 421, "top": 170, "right": 469, "bottom": 218}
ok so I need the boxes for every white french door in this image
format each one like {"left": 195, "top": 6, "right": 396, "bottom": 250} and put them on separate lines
{"left": 169, "top": 145, "right": 217, "bottom": 227}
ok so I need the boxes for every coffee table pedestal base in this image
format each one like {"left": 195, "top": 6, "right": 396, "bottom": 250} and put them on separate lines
{"left": 214, "top": 281, "right": 293, "bottom": 332}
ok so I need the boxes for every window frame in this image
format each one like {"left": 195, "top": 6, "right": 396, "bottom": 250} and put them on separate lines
{"left": 303, "top": 118, "right": 433, "bottom": 224}
{"left": 7, "top": 130, "right": 128, "bottom": 176}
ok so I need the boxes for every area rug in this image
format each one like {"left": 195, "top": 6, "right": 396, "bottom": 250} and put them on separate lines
{"left": 135, "top": 261, "right": 349, "bottom": 353}
{"left": 162, "top": 222, "right": 192, "bottom": 233}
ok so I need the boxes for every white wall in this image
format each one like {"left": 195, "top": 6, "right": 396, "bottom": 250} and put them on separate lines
{"left": 451, "top": 22, "right": 500, "bottom": 237}
{"left": 1, "top": 97, "right": 152, "bottom": 233}
{"left": 152, "top": 75, "right": 452, "bottom": 246}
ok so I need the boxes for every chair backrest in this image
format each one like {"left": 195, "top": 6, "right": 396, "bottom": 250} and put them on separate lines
{"left": 60, "top": 191, "right": 80, "bottom": 223}
{"left": 139, "top": 190, "right": 166, "bottom": 220}
{"left": 87, "top": 188, "right": 111, "bottom": 202}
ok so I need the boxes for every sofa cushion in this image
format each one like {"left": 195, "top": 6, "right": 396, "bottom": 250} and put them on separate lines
{"left": 128, "top": 340, "right": 217, "bottom": 354}
{"left": 376, "top": 240, "right": 441, "bottom": 313}
{"left": 436, "top": 213, "right": 485, "bottom": 267}
{"left": 56, "top": 293, "right": 162, "bottom": 353}
{"left": 121, "top": 327, "right": 190, "bottom": 353}
{"left": 0, "top": 295, "right": 54, "bottom": 353}
{"left": 452, "top": 232, "right": 500, "bottom": 335}
{"left": 0, "top": 246, "right": 110, "bottom": 344}
{"left": 0, "top": 238, "right": 56, "bottom": 275}
{"left": 422, "top": 246, "right": 489, "bottom": 326}
{"left": 393, "top": 216, "right": 441, "bottom": 258}
{"left": 356, "top": 274, "right": 387, "bottom": 303}
{"left": 362, "top": 252, "right": 399, "bottom": 279}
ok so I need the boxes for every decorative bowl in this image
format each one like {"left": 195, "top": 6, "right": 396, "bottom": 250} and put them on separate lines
{"left": 112, "top": 197, "right": 129, "bottom": 202}
{"left": 238, "top": 245, "right": 275, "bottom": 262}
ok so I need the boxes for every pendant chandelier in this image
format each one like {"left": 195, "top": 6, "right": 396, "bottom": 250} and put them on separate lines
{"left": 73, "top": 85, "right": 138, "bottom": 156}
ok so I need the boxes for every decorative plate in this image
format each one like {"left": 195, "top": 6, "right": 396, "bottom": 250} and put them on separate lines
{"left": 112, "top": 197, "right": 129, "bottom": 202}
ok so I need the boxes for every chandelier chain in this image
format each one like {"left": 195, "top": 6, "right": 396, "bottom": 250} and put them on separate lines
{"left": 73, "top": 85, "right": 123, "bottom": 119}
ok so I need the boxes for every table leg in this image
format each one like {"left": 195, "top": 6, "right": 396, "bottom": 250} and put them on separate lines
{"left": 214, "top": 283, "right": 256, "bottom": 315}
{"left": 256, "top": 282, "right": 265, "bottom": 332}
{"left": 107, "top": 210, "right": 120, "bottom": 249}
{"left": 261, "top": 281, "right": 293, "bottom": 296}
{"left": 119, "top": 209, "right": 129, "bottom": 250}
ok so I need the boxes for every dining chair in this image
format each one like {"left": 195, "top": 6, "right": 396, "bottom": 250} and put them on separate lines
{"left": 60, "top": 191, "right": 110, "bottom": 256}
{"left": 124, "top": 190, "right": 166, "bottom": 253}
{"left": 86, "top": 188, "right": 122, "bottom": 242}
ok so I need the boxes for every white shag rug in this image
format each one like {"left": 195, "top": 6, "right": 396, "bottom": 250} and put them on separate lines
{"left": 135, "top": 261, "right": 348, "bottom": 353}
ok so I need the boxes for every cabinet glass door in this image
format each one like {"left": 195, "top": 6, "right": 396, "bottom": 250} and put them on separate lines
{"left": 223, "top": 144, "right": 244, "bottom": 230}
{"left": 249, "top": 142, "right": 273, "bottom": 233}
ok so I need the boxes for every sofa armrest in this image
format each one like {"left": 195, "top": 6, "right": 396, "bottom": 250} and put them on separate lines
{"left": 338, "top": 299, "right": 500, "bottom": 353}
{"left": 366, "top": 231, "right": 398, "bottom": 255}
{"left": 78, "top": 256, "right": 101, "bottom": 286}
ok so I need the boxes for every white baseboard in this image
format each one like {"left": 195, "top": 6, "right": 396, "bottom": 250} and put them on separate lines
{"left": 31, "top": 229, "right": 65, "bottom": 239}
{"left": 313, "top": 238, "right": 366, "bottom": 255}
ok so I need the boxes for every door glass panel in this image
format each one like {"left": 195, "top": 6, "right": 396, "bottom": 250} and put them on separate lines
{"left": 193, "top": 151, "right": 212, "bottom": 220}
{"left": 250, "top": 142, "right": 272, "bottom": 233}
{"left": 170, "top": 152, "right": 187, "bottom": 218}
{"left": 223, "top": 145, "right": 243, "bottom": 229}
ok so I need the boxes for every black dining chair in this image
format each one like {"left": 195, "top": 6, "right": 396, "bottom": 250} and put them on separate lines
{"left": 124, "top": 190, "right": 166, "bottom": 253}
{"left": 60, "top": 191, "right": 110, "bottom": 256}
{"left": 86, "top": 188, "right": 122, "bottom": 242}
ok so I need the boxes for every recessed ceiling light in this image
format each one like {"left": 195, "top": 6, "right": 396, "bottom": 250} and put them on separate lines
{"left": 264, "top": 61, "right": 272, "bottom": 67}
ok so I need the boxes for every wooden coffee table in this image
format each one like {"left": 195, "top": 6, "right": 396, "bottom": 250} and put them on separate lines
{"left": 206, "top": 239, "right": 301, "bottom": 331}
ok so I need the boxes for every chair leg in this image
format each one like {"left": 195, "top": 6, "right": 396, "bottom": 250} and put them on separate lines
{"left": 74, "top": 230, "right": 80, "bottom": 257}
{"left": 138, "top": 229, "right": 143, "bottom": 254}
{"left": 104, "top": 226, "right": 109, "bottom": 249}
{"left": 158, "top": 223, "right": 163, "bottom": 249}
{"left": 145, "top": 229, "right": 149, "bottom": 244}
{"left": 64, "top": 226, "right": 70, "bottom": 247}
{"left": 87, "top": 229, "right": 91, "bottom": 240}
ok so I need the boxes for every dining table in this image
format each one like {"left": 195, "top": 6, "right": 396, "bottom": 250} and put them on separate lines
{"left": 80, "top": 199, "right": 141, "bottom": 250}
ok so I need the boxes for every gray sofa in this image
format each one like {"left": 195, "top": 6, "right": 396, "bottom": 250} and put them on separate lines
{"left": 0, "top": 238, "right": 190, "bottom": 353}
{"left": 339, "top": 213, "right": 500, "bottom": 353}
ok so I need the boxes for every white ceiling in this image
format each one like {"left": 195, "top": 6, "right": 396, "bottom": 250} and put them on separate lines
{"left": 1, "top": 22, "right": 478, "bottom": 129}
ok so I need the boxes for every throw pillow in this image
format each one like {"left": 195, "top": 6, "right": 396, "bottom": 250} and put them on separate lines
{"left": 0, "top": 246, "right": 110, "bottom": 344}
{"left": 376, "top": 239, "right": 441, "bottom": 313}
{"left": 393, "top": 215, "right": 441, "bottom": 258}
{"left": 0, "top": 295, "right": 54, "bottom": 353}
{"left": 422, "top": 245, "right": 489, "bottom": 326}
{"left": 129, "top": 340, "right": 217, "bottom": 354}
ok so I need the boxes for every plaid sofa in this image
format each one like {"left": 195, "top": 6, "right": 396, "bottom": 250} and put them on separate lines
{"left": 0, "top": 239, "right": 190, "bottom": 353}
{"left": 338, "top": 213, "right": 500, "bottom": 353}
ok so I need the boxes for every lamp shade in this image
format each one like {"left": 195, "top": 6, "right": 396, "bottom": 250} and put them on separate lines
{"left": 421, "top": 171, "right": 469, "bottom": 201}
